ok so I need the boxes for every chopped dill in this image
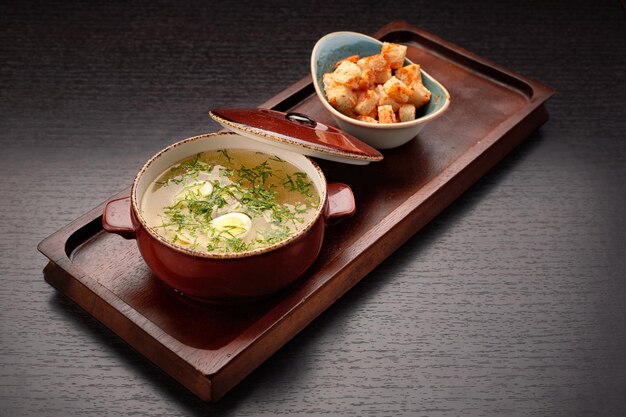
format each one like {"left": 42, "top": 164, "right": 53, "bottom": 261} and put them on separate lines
{"left": 147, "top": 150, "right": 319, "bottom": 254}
{"left": 217, "top": 149, "right": 233, "bottom": 163}
{"left": 156, "top": 153, "right": 213, "bottom": 186}
{"left": 225, "top": 237, "right": 250, "bottom": 253}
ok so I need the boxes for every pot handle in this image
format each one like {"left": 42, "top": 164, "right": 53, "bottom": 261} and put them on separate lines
{"left": 102, "top": 195, "right": 137, "bottom": 239}
{"left": 325, "top": 182, "right": 355, "bottom": 224}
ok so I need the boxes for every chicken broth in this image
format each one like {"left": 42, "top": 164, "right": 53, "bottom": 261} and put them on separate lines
{"left": 141, "top": 149, "right": 320, "bottom": 254}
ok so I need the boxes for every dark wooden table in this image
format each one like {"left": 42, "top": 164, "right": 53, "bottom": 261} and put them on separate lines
{"left": 2, "top": 0, "right": 625, "bottom": 415}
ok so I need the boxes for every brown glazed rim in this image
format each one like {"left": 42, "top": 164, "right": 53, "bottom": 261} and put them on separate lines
{"left": 130, "top": 132, "right": 328, "bottom": 259}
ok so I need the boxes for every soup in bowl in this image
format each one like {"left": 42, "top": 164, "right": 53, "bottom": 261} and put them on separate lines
{"left": 102, "top": 132, "right": 355, "bottom": 303}
{"left": 143, "top": 148, "right": 321, "bottom": 255}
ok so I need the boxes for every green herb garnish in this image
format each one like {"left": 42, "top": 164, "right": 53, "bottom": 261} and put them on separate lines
{"left": 152, "top": 151, "right": 318, "bottom": 254}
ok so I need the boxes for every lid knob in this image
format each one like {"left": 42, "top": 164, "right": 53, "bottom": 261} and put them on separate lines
{"left": 285, "top": 112, "right": 317, "bottom": 128}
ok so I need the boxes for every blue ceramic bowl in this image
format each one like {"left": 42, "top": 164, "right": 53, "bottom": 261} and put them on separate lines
{"left": 311, "top": 31, "right": 451, "bottom": 149}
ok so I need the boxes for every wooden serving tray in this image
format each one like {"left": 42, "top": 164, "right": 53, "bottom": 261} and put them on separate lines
{"left": 38, "top": 21, "right": 554, "bottom": 402}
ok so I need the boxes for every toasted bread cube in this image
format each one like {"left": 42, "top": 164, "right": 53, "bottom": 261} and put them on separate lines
{"left": 323, "top": 72, "right": 336, "bottom": 91}
{"left": 398, "top": 104, "right": 416, "bottom": 122}
{"left": 355, "top": 89, "right": 378, "bottom": 117}
{"left": 381, "top": 42, "right": 407, "bottom": 69}
{"left": 395, "top": 64, "right": 422, "bottom": 86}
{"left": 408, "top": 81, "right": 431, "bottom": 108}
{"left": 377, "top": 105, "right": 397, "bottom": 124}
{"left": 357, "top": 54, "right": 392, "bottom": 85}
{"left": 357, "top": 115, "right": 378, "bottom": 123}
{"left": 375, "top": 84, "right": 401, "bottom": 112}
{"left": 359, "top": 68, "right": 376, "bottom": 89}
{"left": 332, "top": 60, "right": 362, "bottom": 89}
{"left": 374, "top": 66, "right": 392, "bottom": 84}
{"left": 383, "top": 76, "right": 411, "bottom": 103}
{"left": 326, "top": 84, "right": 357, "bottom": 115}
{"left": 335, "top": 54, "right": 359, "bottom": 68}
{"left": 356, "top": 53, "right": 387, "bottom": 72}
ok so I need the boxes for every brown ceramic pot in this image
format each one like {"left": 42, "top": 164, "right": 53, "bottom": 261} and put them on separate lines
{"left": 102, "top": 132, "right": 355, "bottom": 303}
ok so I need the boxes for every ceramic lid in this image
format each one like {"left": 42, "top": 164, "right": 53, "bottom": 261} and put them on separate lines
{"left": 209, "top": 108, "right": 383, "bottom": 165}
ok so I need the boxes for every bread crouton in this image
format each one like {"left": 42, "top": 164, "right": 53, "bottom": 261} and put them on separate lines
{"left": 377, "top": 105, "right": 397, "bottom": 124}
{"left": 408, "top": 81, "right": 431, "bottom": 108}
{"left": 381, "top": 42, "right": 407, "bottom": 69}
{"left": 354, "top": 89, "right": 378, "bottom": 117}
{"left": 335, "top": 54, "right": 359, "bottom": 68}
{"left": 383, "top": 76, "right": 411, "bottom": 103}
{"left": 395, "top": 64, "right": 422, "bottom": 87}
{"left": 322, "top": 41, "right": 431, "bottom": 124}
{"left": 357, "top": 115, "right": 378, "bottom": 123}
{"left": 398, "top": 104, "right": 416, "bottom": 122}
{"left": 356, "top": 54, "right": 387, "bottom": 72}
{"left": 359, "top": 68, "right": 376, "bottom": 89}
{"left": 323, "top": 72, "right": 336, "bottom": 91}
{"left": 357, "top": 54, "right": 392, "bottom": 85}
{"left": 332, "top": 60, "right": 362, "bottom": 89}
{"left": 375, "top": 84, "right": 401, "bottom": 112}
{"left": 373, "top": 66, "right": 392, "bottom": 84}
{"left": 326, "top": 84, "right": 357, "bottom": 116}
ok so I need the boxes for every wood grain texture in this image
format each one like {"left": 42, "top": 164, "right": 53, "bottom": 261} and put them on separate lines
{"left": 2, "top": 0, "right": 625, "bottom": 416}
